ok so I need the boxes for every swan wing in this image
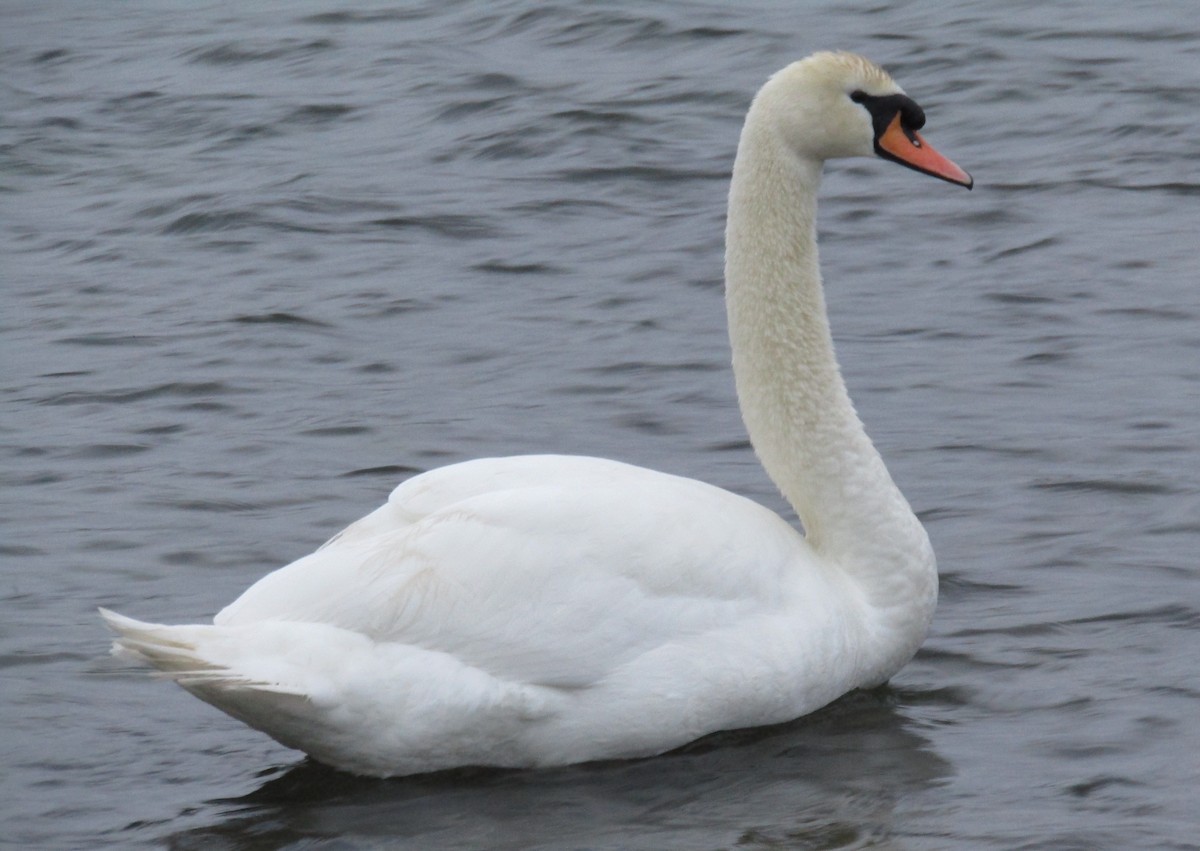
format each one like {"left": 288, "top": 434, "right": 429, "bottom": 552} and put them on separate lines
{"left": 215, "top": 455, "right": 813, "bottom": 690}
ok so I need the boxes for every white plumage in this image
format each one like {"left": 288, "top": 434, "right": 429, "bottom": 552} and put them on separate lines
{"left": 103, "top": 52, "right": 969, "bottom": 777}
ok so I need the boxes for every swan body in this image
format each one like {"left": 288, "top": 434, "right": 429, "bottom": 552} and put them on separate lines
{"left": 103, "top": 52, "right": 970, "bottom": 777}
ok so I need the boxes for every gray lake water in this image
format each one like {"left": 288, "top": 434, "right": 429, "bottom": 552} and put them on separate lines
{"left": 3, "top": 1, "right": 1199, "bottom": 848}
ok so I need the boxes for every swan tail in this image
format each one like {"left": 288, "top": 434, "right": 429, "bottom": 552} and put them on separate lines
{"left": 99, "top": 608, "right": 308, "bottom": 696}
{"left": 99, "top": 607, "right": 350, "bottom": 760}
{"left": 100, "top": 607, "right": 560, "bottom": 775}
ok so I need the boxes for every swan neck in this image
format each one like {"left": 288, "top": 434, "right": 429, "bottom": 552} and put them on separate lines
{"left": 724, "top": 119, "right": 924, "bottom": 567}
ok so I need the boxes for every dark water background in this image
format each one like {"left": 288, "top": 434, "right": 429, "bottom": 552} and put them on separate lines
{"left": 4, "top": 1, "right": 1199, "bottom": 848}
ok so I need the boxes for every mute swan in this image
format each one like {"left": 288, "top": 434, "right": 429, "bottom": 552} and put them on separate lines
{"left": 102, "top": 51, "right": 971, "bottom": 778}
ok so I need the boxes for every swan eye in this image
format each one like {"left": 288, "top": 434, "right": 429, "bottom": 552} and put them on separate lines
{"left": 850, "top": 90, "right": 869, "bottom": 104}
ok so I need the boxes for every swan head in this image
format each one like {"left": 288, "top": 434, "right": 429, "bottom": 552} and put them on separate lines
{"left": 754, "top": 51, "right": 972, "bottom": 188}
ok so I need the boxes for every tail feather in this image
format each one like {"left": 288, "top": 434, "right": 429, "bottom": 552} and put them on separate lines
{"left": 98, "top": 606, "right": 540, "bottom": 775}
{"left": 98, "top": 607, "right": 306, "bottom": 695}
{"left": 98, "top": 607, "right": 375, "bottom": 761}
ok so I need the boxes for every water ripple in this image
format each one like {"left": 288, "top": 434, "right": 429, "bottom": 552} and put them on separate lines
{"left": 39, "top": 382, "right": 240, "bottom": 406}
{"left": 184, "top": 39, "right": 337, "bottom": 66}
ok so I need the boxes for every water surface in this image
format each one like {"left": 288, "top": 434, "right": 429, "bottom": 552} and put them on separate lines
{"left": 3, "top": 1, "right": 1199, "bottom": 848}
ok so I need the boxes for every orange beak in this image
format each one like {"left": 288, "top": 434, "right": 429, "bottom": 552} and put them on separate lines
{"left": 877, "top": 113, "right": 973, "bottom": 189}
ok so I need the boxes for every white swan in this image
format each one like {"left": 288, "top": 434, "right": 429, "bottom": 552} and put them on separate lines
{"left": 102, "top": 52, "right": 971, "bottom": 778}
